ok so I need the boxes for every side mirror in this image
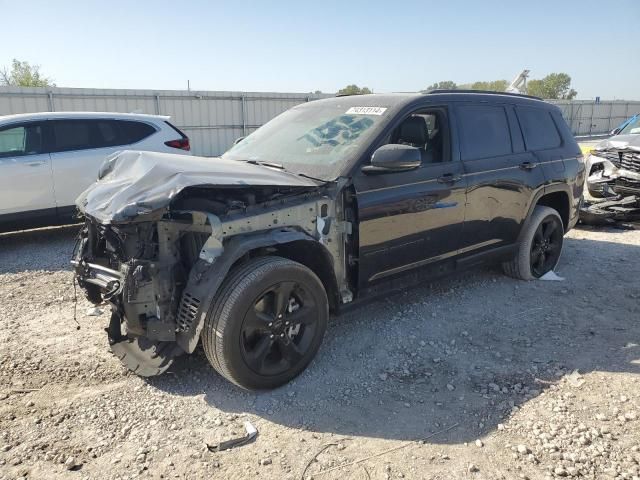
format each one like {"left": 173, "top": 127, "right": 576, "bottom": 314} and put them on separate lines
{"left": 610, "top": 128, "right": 621, "bottom": 136}
{"left": 233, "top": 136, "right": 245, "bottom": 145}
{"left": 362, "top": 144, "right": 422, "bottom": 174}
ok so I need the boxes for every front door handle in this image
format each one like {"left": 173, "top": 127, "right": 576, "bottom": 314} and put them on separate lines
{"left": 437, "top": 173, "right": 462, "bottom": 184}
{"left": 520, "top": 161, "right": 538, "bottom": 170}
{"left": 26, "top": 161, "right": 45, "bottom": 167}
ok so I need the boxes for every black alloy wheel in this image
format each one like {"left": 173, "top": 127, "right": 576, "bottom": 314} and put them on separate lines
{"left": 529, "top": 215, "right": 563, "bottom": 278}
{"left": 240, "top": 281, "right": 318, "bottom": 376}
{"left": 201, "top": 256, "right": 328, "bottom": 390}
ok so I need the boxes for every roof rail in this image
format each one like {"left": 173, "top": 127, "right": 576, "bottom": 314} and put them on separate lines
{"left": 425, "top": 89, "right": 543, "bottom": 101}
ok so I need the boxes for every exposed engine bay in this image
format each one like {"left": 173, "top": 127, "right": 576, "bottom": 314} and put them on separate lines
{"left": 72, "top": 151, "right": 353, "bottom": 375}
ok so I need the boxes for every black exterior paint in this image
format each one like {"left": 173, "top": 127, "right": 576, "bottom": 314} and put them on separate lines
{"left": 70, "top": 92, "right": 585, "bottom": 372}
{"left": 348, "top": 92, "right": 583, "bottom": 292}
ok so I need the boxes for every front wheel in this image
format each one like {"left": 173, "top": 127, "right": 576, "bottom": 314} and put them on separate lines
{"left": 503, "top": 206, "right": 564, "bottom": 280}
{"left": 201, "top": 256, "right": 328, "bottom": 390}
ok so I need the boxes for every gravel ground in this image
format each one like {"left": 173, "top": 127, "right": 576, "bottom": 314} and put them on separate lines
{"left": 0, "top": 224, "right": 639, "bottom": 480}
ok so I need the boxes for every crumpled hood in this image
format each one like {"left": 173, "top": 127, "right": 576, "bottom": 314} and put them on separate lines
{"left": 594, "top": 134, "right": 640, "bottom": 152}
{"left": 76, "top": 150, "right": 318, "bottom": 224}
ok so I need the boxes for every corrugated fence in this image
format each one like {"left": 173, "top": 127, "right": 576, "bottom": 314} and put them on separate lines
{"left": 0, "top": 86, "right": 329, "bottom": 156}
{"left": 1, "top": 86, "right": 638, "bottom": 155}
{"left": 550, "top": 100, "right": 640, "bottom": 137}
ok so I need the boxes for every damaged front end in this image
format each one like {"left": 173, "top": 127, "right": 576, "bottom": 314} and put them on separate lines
{"left": 582, "top": 142, "right": 640, "bottom": 225}
{"left": 72, "top": 151, "right": 350, "bottom": 376}
{"left": 586, "top": 143, "right": 640, "bottom": 198}
{"left": 72, "top": 219, "right": 187, "bottom": 375}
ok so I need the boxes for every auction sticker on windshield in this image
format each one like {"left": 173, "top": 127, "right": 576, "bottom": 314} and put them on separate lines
{"left": 345, "top": 107, "right": 387, "bottom": 115}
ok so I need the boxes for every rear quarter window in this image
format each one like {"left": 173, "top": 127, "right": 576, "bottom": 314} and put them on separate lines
{"left": 117, "top": 120, "right": 156, "bottom": 144}
{"left": 457, "top": 105, "right": 512, "bottom": 161}
{"left": 515, "top": 106, "right": 562, "bottom": 151}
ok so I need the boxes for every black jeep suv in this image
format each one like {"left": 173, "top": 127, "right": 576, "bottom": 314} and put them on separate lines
{"left": 73, "top": 91, "right": 585, "bottom": 389}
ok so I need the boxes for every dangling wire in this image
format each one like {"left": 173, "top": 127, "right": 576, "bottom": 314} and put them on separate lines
{"left": 72, "top": 276, "right": 81, "bottom": 330}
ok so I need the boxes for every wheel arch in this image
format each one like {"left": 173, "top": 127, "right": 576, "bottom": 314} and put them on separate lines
{"left": 524, "top": 184, "right": 572, "bottom": 235}
{"left": 175, "top": 228, "right": 338, "bottom": 353}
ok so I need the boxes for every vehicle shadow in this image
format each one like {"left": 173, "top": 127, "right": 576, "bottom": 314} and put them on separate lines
{"left": 0, "top": 224, "right": 80, "bottom": 274}
{"left": 149, "top": 234, "right": 640, "bottom": 443}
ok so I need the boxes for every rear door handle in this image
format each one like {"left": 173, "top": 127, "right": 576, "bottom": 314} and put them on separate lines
{"left": 26, "top": 161, "right": 45, "bottom": 167}
{"left": 437, "top": 173, "right": 462, "bottom": 183}
{"left": 520, "top": 161, "right": 538, "bottom": 170}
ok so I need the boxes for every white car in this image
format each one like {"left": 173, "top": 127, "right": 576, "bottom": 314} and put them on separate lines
{"left": 0, "top": 112, "right": 192, "bottom": 232}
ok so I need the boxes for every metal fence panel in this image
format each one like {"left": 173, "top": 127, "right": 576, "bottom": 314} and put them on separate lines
{"left": 1, "top": 87, "right": 639, "bottom": 156}
{"left": 549, "top": 99, "right": 640, "bottom": 137}
{"left": 0, "top": 86, "right": 327, "bottom": 156}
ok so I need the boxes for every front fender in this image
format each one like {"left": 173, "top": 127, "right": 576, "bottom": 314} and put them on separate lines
{"left": 175, "top": 228, "right": 319, "bottom": 353}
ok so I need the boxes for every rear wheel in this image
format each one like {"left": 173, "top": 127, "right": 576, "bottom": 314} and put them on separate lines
{"left": 201, "top": 256, "right": 328, "bottom": 390}
{"left": 503, "top": 206, "right": 564, "bottom": 280}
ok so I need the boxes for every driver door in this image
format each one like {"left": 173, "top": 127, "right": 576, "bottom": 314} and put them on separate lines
{"left": 353, "top": 107, "right": 467, "bottom": 286}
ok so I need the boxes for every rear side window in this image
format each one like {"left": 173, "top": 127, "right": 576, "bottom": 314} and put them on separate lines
{"left": 457, "top": 105, "right": 512, "bottom": 160}
{"left": 0, "top": 123, "right": 44, "bottom": 158}
{"left": 516, "top": 106, "right": 561, "bottom": 151}
{"left": 52, "top": 120, "right": 93, "bottom": 152}
{"left": 51, "top": 119, "right": 157, "bottom": 152}
{"left": 117, "top": 120, "right": 156, "bottom": 144}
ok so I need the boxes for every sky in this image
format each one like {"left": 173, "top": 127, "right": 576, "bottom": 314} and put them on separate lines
{"left": 1, "top": 0, "right": 639, "bottom": 99}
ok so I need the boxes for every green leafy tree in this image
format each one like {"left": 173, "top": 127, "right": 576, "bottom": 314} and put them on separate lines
{"left": 469, "top": 79, "right": 508, "bottom": 92}
{"left": 0, "top": 59, "right": 55, "bottom": 87}
{"left": 526, "top": 73, "right": 576, "bottom": 99}
{"left": 423, "top": 80, "right": 457, "bottom": 91}
{"left": 337, "top": 84, "right": 373, "bottom": 95}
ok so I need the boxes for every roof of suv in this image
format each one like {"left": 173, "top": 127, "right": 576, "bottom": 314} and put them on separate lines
{"left": 310, "top": 91, "right": 550, "bottom": 112}
{"left": 0, "top": 111, "right": 170, "bottom": 123}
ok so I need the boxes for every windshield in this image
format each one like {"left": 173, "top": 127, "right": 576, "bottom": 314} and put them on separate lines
{"left": 222, "top": 102, "right": 389, "bottom": 180}
{"left": 619, "top": 115, "right": 640, "bottom": 135}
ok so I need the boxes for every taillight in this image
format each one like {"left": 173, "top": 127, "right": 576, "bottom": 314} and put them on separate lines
{"left": 165, "top": 137, "right": 190, "bottom": 151}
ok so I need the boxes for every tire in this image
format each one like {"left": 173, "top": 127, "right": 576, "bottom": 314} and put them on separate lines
{"left": 502, "top": 206, "right": 564, "bottom": 280}
{"left": 201, "top": 256, "right": 329, "bottom": 390}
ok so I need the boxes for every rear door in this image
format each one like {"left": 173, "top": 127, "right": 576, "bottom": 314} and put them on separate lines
{"left": 0, "top": 121, "right": 56, "bottom": 216}
{"left": 49, "top": 119, "right": 156, "bottom": 208}
{"left": 514, "top": 105, "right": 567, "bottom": 185}
{"left": 455, "top": 102, "right": 545, "bottom": 254}
{"left": 354, "top": 106, "right": 467, "bottom": 285}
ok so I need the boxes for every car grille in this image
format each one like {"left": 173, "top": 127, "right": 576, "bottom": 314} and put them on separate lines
{"left": 614, "top": 178, "right": 640, "bottom": 196}
{"left": 176, "top": 292, "right": 201, "bottom": 332}
{"left": 594, "top": 150, "right": 622, "bottom": 165}
{"left": 620, "top": 151, "right": 640, "bottom": 173}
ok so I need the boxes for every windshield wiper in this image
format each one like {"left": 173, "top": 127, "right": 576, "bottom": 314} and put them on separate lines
{"left": 245, "top": 159, "right": 335, "bottom": 185}
{"left": 245, "top": 159, "right": 285, "bottom": 169}
{"left": 296, "top": 172, "right": 337, "bottom": 184}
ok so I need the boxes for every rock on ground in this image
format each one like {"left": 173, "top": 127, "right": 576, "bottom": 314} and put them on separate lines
{"left": 0, "top": 224, "right": 639, "bottom": 479}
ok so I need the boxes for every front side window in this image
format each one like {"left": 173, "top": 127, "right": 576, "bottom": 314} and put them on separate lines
{"left": 457, "top": 105, "right": 512, "bottom": 161}
{"left": 0, "top": 123, "right": 44, "bottom": 158}
{"left": 386, "top": 109, "right": 448, "bottom": 163}
{"left": 222, "top": 102, "right": 389, "bottom": 180}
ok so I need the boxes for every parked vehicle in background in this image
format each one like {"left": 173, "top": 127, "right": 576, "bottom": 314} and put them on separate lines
{"left": 72, "top": 91, "right": 584, "bottom": 390}
{"left": 585, "top": 113, "right": 640, "bottom": 198}
{"left": 0, "top": 112, "right": 191, "bottom": 232}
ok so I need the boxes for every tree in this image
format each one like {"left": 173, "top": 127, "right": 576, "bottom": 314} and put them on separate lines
{"left": 526, "top": 73, "right": 576, "bottom": 99}
{"left": 469, "top": 79, "right": 508, "bottom": 92}
{"left": 0, "top": 59, "right": 55, "bottom": 87}
{"left": 423, "top": 80, "right": 457, "bottom": 92}
{"left": 337, "top": 84, "right": 373, "bottom": 95}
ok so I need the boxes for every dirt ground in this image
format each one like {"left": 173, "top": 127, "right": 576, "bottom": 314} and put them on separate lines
{"left": 0, "top": 224, "right": 638, "bottom": 480}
